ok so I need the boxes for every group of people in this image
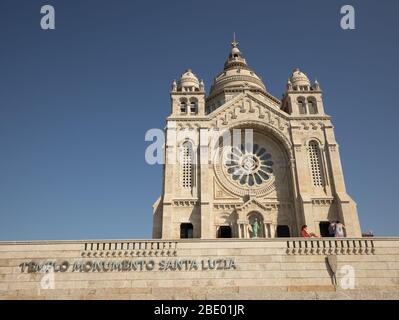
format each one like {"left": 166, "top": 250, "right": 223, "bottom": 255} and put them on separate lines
{"left": 300, "top": 221, "right": 346, "bottom": 238}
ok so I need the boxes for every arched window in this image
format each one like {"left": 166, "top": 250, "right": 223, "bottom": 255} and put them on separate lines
{"left": 180, "top": 99, "right": 187, "bottom": 114}
{"left": 297, "top": 97, "right": 307, "bottom": 114}
{"left": 308, "top": 140, "right": 324, "bottom": 187}
{"left": 181, "top": 141, "right": 194, "bottom": 188}
{"left": 308, "top": 97, "right": 318, "bottom": 114}
{"left": 190, "top": 99, "right": 198, "bottom": 114}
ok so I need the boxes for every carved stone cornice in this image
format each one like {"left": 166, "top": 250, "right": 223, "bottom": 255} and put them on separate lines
{"left": 172, "top": 199, "right": 199, "bottom": 207}
{"left": 311, "top": 198, "right": 334, "bottom": 205}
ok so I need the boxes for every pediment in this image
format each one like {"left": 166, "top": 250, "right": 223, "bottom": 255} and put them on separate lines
{"left": 206, "top": 92, "right": 292, "bottom": 151}
{"left": 240, "top": 198, "right": 268, "bottom": 212}
{"left": 208, "top": 91, "right": 290, "bottom": 132}
{"left": 209, "top": 91, "right": 286, "bottom": 118}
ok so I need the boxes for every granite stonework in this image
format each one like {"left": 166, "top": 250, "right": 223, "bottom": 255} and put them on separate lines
{"left": 1, "top": 238, "right": 398, "bottom": 300}
{"left": 153, "top": 40, "right": 362, "bottom": 241}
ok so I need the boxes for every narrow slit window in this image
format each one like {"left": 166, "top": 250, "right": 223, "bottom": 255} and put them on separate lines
{"left": 181, "top": 142, "right": 194, "bottom": 188}
{"left": 308, "top": 141, "right": 324, "bottom": 187}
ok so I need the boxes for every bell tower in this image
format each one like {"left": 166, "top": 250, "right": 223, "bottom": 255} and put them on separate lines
{"left": 281, "top": 68, "right": 361, "bottom": 237}
{"left": 281, "top": 68, "right": 325, "bottom": 116}
{"left": 153, "top": 69, "right": 205, "bottom": 239}
{"left": 170, "top": 69, "right": 206, "bottom": 117}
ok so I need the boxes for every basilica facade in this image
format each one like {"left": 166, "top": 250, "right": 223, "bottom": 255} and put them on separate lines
{"left": 153, "top": 40, "right": 361, "bottom": 239}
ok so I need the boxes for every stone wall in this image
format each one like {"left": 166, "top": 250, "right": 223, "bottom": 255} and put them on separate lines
{"left": 1, "top": 238, "right": 398, "bottom": 300}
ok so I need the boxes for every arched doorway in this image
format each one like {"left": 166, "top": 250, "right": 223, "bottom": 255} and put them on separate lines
{"left": 319, "top": 221, "right": 331, "bottom": 237}
{"left": 217, "top": 226, "right": 232, "bottom": 238}
{"left": 180, "top": 223, "right": 193, "bottom": 239}
{"left": 276, "top": 225, "right": 290, "bottom": 237}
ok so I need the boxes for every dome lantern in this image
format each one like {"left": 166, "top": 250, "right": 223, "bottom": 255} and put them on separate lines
{"left": 289, "top": 68, "right": 311, "bottom": 90}
{"left": 178, "top": 69, "right": 200, "bottom": 92}
{"left": 207, "top": 36, "right": 266, "bottom": 101}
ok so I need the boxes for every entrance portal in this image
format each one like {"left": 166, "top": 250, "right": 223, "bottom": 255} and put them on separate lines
{"left": 319, "top": 221, "right": 331, "bottom": 237}
{"left": 276, "top": 225, "right": 290, "bottom": 237}
{"left": 218, "top": 226, "right": 232, "bottom": 238}
{"left": 180, "top": 223, "right": 193, "bottom": 239}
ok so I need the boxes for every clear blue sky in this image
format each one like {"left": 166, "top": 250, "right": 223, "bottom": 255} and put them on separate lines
{"left": 0, "top": 0, "right": 398, "bottom": 240}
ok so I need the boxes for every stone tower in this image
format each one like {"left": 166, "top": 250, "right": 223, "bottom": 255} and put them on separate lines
{"left": 153, "top": 39, "right": 361, "bottom": 239}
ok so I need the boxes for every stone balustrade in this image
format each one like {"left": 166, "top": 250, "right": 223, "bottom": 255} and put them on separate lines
{"left": 286, "top": 238, "right": 375, "bottom": 255}
{"left": 81, "top": 240, "right": 178, "bottom": 258}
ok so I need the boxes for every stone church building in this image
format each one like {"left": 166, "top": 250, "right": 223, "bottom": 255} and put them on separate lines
{"left": 1, "top": 40, "right": 398, "bottom": 301}
{"left": 153, "top": 40, "right": 361, "bottom": 240}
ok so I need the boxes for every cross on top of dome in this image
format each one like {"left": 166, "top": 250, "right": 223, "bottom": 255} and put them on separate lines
{"left": 231, "top": 32, "right": 239, "bottom": 48}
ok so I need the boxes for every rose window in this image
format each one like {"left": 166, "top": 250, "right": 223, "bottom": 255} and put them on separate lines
{"left": 225, "top": 144, "right": 273, "bottom": 186}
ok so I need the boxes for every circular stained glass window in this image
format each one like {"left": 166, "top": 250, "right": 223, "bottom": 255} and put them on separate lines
{"left": 225, "top": 144, "right": 274, "bottom": 186}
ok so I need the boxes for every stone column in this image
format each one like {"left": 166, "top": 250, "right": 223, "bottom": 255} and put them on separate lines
{"left": 270, "top": 224, "right": 276, "bottom": 238}
{"left": 237, "top": 221, "right": 246, "bottom": 238}
{"left": 244, "top": 223, "right": 249, "bottom": 238}
{"left": 263, "top": 223, "right": 268, "bottom": 238}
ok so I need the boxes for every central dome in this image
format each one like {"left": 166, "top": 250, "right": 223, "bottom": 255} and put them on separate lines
{"left": 208, "top": 40, "right": 266, "bottom": 99}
